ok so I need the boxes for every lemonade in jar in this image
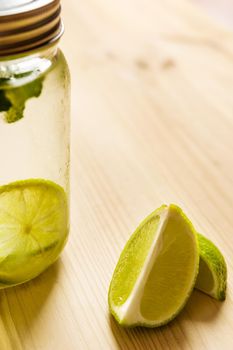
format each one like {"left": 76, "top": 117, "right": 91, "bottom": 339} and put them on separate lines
{"left": 0, "top": 0, "right": 70, "bottom": 287}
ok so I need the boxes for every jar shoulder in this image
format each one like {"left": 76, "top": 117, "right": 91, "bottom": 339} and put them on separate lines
{"left": 0, "top": 46, "right": 70, "bottom": 89}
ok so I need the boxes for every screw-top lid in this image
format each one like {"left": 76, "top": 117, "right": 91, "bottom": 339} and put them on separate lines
{"left": 0, "top": 0, "right": 63, "bottom": 57}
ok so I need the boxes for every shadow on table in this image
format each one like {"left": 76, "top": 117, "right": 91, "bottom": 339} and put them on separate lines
{"left": 109, "top": 290, "right": 224, "bottom": 349}
{"left": 0, "top": 260, "right": 61, "bottom": 348}
{"left": 182, "top": 289, "right": 224, "bottom": 322}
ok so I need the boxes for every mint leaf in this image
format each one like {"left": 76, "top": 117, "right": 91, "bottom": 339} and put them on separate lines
{"left": 0, "top": 77, "right": 44, "bottom": 123}
{"left": 0, "top": 91, "right": 12, "bottom": 112}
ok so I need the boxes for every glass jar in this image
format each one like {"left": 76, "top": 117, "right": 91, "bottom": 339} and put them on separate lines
{"left": 0, "top": 0, "right": 70, "bottom": 287}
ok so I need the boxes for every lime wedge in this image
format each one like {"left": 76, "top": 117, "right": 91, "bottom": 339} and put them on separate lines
{"left": 108, "top": 204, "right": 199, "bottom": 327}
{"left": 0, "top": 179, "right": 68, "bottom": 287}
{"left": 195, "top": 233, "right": 227, "bottom": 301}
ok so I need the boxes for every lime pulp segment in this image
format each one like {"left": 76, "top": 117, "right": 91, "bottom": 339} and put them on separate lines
{"left": 109, "top": 205, "right": 166, "bottom": 308}
{"left": 140, "top": 207, "right": 199, "bottom": 322}
{"left": 195, "top": 233, "right": 227, "bottom": 301}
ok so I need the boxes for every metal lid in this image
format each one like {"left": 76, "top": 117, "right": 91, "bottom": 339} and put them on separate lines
{"left": 0, "top": 0, "right": 63, "bottom": 57}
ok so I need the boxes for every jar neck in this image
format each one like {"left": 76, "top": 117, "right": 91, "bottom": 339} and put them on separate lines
{"left": 0, "top": 44, "right": 58, "bottom": 88}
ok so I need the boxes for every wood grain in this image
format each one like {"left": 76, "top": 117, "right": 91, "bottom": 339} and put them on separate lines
{"left": 1, "top": 0, "right": 233, "bottom": 349}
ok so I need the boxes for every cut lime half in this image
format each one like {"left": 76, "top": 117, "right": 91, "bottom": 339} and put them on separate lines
{"left": 0, "top": 179, "right": 68, "bottom": 287}
{"left": 108, "top": 204, "right": 199, "bottom": 327}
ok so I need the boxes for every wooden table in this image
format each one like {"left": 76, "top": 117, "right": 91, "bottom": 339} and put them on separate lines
{"left": 1, "top": 0, "right": 233, "bottom": 349}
